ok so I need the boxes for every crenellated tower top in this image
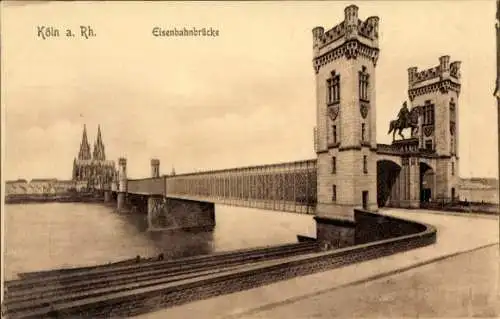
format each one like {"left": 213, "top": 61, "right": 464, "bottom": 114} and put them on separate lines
{"left": 312, "top": 5, "right": 379, "bottom": 73}
{"left": 407, "top": 55, "right": 461, "bottom": 101}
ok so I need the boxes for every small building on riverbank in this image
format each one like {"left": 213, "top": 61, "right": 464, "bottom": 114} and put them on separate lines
{"left": 459, "top": 178, "right": 499, "bottom": 204}
{"left": 5, "top": 179, "right": 88, "bottom": 196}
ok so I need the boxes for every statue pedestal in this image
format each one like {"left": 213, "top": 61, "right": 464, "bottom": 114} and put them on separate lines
{"left": 392, "top": 138, "right": 419, "bottom": 153}
{"left": 391, "top": 137, "right": 419, "bottom": 145}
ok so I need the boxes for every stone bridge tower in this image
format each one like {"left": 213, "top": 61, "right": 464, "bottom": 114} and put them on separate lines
{"left": 117, "top": 157, "right": 128, "bottom": 211}
{"left": 408, "top": 56, "right": 461, "bottom": 202}
{"left": 151, "top": 159, "right": 160, "bottom": 178}
{"left": 313, "top": 5, "right": 380, "bottom": 224}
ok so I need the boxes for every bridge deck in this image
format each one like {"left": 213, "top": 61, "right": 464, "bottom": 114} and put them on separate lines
{"left": 124, "top": 145, "right": 439, "bottom": 214}
{"left": 126, "top": 160, "right": 317, "bottom": 214}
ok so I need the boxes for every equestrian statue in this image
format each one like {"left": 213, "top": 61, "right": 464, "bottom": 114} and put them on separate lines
{"left": 388, "top": 101, "right": 419, "bottom": 142}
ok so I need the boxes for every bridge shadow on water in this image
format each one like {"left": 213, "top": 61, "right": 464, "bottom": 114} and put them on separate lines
{"left": 114, "top": 209, "right": 215, "bottom": 260}
{"left": 111, "top": 202, "right": 320, "bottom": 262}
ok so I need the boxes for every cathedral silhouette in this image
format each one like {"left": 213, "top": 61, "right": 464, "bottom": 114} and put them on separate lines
{"left": 72, "top": 125, "right": 116, "bottom": 190}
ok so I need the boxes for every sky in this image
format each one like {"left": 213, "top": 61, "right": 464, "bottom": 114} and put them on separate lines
{"left": 1, "top": 0, "right": 497, "bottom": 180}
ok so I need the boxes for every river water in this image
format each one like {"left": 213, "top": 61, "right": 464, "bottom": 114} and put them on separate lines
{"left": 3, "top": 203, "right": 316, "bottom": 280}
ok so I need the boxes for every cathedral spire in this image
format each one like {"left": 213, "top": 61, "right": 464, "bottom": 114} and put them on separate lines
{"left": 92, "top": 124, "right": 106, "bottom": 161}
{"left": 78, "top": 124, "right": 91, "bottom": 160}
{"left": 96, "top": 125, "right": 102, "bottom": 144}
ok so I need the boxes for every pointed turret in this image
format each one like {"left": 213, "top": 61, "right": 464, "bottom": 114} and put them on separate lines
{"left": 78, "top": 125, "right": 91, "bottom": 160}
{"left": 92, "top": 125, "right": 106, "bottom": 161}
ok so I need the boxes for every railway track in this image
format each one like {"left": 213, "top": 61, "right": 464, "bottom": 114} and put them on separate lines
{"left": 3, "top": 241, "right": 320, "bottom": 318}
{"left": 6, "top": 242, "right": 317, "bottom": 289}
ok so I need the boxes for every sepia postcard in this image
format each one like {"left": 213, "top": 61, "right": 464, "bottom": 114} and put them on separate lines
{"left": 1, "top": 1, "right": 499, "bottom": 318}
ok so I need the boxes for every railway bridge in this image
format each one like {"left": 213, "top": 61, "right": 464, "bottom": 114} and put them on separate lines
{"left": 102, "top": 5, "right": 461, "bottom": 248}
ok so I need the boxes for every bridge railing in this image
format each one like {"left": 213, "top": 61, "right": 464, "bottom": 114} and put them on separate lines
{"left": 164, "top": 159, "right": 317, "bottom": 213}
{"left": 127, "top": 177, "right": 166, "bottom": 195}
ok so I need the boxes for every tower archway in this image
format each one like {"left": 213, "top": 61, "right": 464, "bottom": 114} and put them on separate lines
{"left": 419, "top": 162, "right": 435, "bottom": 204}
{"left": 377, "top": 160, "right": 401, "bottom": 207}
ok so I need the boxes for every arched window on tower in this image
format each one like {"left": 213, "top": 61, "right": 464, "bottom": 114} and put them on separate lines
{"left": 450, "top": 135, "right": 455, "bottom": 154}
{"left": 449, "top": 98, "right": 456, "bottom": 122}
{"left": 327, "top": 71, "right": 340, "bottom": 105}
{"left": 450, "top": 98, "right": 456, "bottom": 154}
{"left": 423, "top": 100, "right": 435, "bottom": 126}
{"left": 425, "top": 140, "right": 433, "bottom": 150}
{"left": 359, "top": 66, "right": 369, "bottom": 101}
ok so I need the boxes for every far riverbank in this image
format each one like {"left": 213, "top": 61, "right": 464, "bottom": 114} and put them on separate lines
{"left": 5, "top": 193, "right": 105, "bottom": 204}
